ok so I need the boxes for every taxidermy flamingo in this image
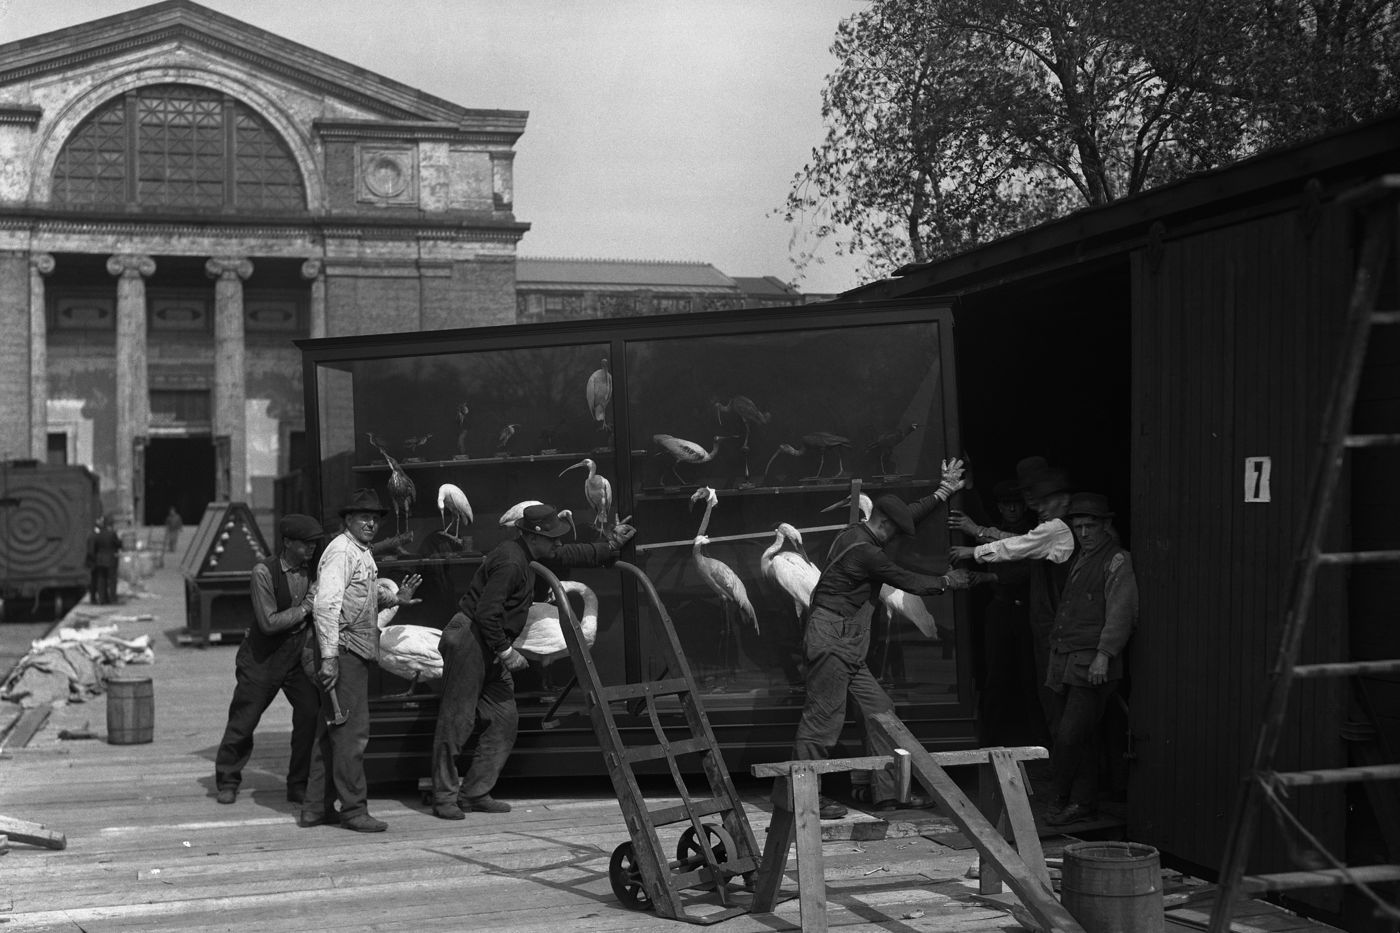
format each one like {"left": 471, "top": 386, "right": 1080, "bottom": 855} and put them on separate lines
{"left": 436, "top": 483, "right": 474, "bottom": 543}
{"left": 367, "top": 434, "right": 416, "bottom": 538}
{"left": 689, "top": 485, "right": 760, "bottom": 637}
{"left": 559, "top": 458, "right": 614, "bottom": 533}
{"left": 760, "top": 522, "right": 819, "bottom": 620}
{"left": 867, "top": 423, "right": 919, "bottom": 475}
{"left": 375, "top": 579, "right": 441, "bottom": 695}
{"left": 586, "top": 358, "right": 613, "bottom": 436}
{"left": 820, "top": 494, "right": 942, "bottom": 639}
{"left": 498, "top": 500, "right": 576, "bottom": 538}
{"left": 654, "top": 434, "right": 732, "bottom": 486}
{"left": 512, "top": 579, "right": 600, "bottom": 690}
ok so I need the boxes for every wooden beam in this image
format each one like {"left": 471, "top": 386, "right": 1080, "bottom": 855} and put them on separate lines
{"left": 0, "top": 815, "right": 66, "bottom": 850}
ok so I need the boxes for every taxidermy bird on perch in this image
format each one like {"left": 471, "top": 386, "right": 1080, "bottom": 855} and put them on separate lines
{"left": 689, "top": 486, "right": 759, "bottom": 678}
{"left": 496, "top": 422, "right": 522, "bottom": 456}
{"left": 867, "top": 423, "right": 919, "bottom": 475}
{"left": 653, "top": 433, "right": 732, "bottom": 487}
{"left": 402, "top": 434, "right": 433, "bottom": 459}
{"left": 512, "top": 579, "right": 600, "bottom": 692}
{"left": 764, "top": 432, "right": 852, "bottom": 481}
{"left": 759, "top": 522, "right": 819, "bottom": 621}
{"left": 436, "top": 483, "right": 473, "bottom": 546}
{"left": 375, "top": 579, "right": 440, "bottom": 696}
{"left": 367, "top": 434, "right": 416, "bottom": 539}
{"left": 559, "top": 458, "right": 614, "bottom": 533}
{"left": 455, "top": 401, "right": 471, "bottom": 456}
{"left": 586, "top": 358, "right": 612, "bottom": 439}
{"left": 499, "top": 500, "right": 576, "bottom": 538}
{"left": 713, "top": 395, "right": 770, "bottom": 451}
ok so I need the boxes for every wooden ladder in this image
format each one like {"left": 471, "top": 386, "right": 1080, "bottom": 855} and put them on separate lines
{"left": 1208, "top": 177, "right": 1400, "bottom": 932}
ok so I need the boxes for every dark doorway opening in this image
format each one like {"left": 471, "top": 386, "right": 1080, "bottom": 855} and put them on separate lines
{"left": 144, "top": 437, "right": 215, "bottom": 527}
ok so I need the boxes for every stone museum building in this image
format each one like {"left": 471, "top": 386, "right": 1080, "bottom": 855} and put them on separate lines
{"left": 0, "top": 1, "right": 527, "bottom": 525}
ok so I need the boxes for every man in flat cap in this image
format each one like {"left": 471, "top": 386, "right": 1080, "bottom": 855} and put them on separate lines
{"left": 1043, "top": 493, "right": 1137, "bottom": 826}
{"left": 302, "top": 489, "right": 423, "bottom": 833}
{"left": 214, "top": 513, "right": 325, "bottom": 806}
{"left": 781, "top": 460, "right": 970, "bottom": 820}
{"left": 430, "top": 504, "right": 636, "bottom": 820}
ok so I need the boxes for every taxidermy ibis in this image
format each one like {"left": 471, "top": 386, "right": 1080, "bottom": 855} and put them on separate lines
{"left": 761, "top": 442, "right": 803, "bottom": 484}
{"left": 496, "top": 422, "right": 522, "bottom": 455}
{"left": 689, "top": 487, "right": 760, "bottom": 684}
{"left": 559, "top": 458, "right": 613, "bottom": 533}
{"left": 760, "top": 522, "right": 819, "bottom": 620}
{"left": 512, "top": 579, "right": 600, "bottom": 690}
{"left": 403, "top": 434, "right": 433, "bottom": 458}
{"left": 455, "top": 401, "right": 470, "bottom": 456}
{"left": 653, "top": 433, "right": 731, "bottom": 486}
{"left": 801, "top": 431, "right": 852, "bottom": 478}
{"left": 820, "top": 494, "right": 943, "bottom": 639}
{"left": 713, "top": 395, "right": 770, "bottom": 451}
{"left": 375, "top": 578, "right": 441, "bottom": 695}
{"left": 367, "top": 436, "right": 416, "bottom": 538}
{"left": 436, "top": 483, "right": 474, "bottom": 543}
{"left": 586, "top": 358, "right": 612, "bottom": 435}
{"left": 867, "top": 423, "right": 919, "bottom": 475}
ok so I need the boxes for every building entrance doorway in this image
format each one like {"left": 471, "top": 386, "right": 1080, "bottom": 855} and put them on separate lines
{"left": 144, "top": 437, "right": 215, "bottom": 527}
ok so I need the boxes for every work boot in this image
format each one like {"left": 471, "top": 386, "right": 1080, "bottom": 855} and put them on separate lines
{"left": 341, "top": 814, "right": 387, "bottom": 833}
{"left": 216, "top": 787, "right": 237, "bottom": 805}
{"left": 298, "top": 810, "right": 340, "bottom": 828}
{"left": 817, "top": 796, "right": 847, "bottom": 820}
{"left": 433, "top": 802, "right": 466, "bottom": 820}
{"left": 465, "top": 794, "right": 510, "bottom": 813}
{"left": 1046, "top": 802, "right": 1094, "bottom": 827}
{"left": 286, "top": 787, "right": 306, "bottom": 804}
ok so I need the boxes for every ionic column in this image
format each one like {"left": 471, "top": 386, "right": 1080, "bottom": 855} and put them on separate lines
{"left": 107, "top": 253, "right": 155, "bottom": 523}
{"left": 29, "top": 253, "right": 54, "bottom": 460}
{"left": 207, "top": 256, "right": 253, "bottom": 503}
{"left": 301, "top": 257, "right": 326, "bottom": 338}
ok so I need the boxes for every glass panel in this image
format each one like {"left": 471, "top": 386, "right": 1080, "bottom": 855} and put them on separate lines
{"left": 315, "top": 345, "right": 622, "bottom": 705}
{"left": 624, "top": 319, "right": 959, "bottom": 709}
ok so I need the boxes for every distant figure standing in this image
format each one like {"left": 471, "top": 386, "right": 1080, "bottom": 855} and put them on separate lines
{"left": 165, "top": 506, "right": 184, "bottom": 554}
{"left": 86, "top": 516, "right": 122, "bottom": 605}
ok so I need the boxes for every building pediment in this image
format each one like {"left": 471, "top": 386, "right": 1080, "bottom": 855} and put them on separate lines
{"left": 0, "top": 0, "right": 526, "bottom": 136}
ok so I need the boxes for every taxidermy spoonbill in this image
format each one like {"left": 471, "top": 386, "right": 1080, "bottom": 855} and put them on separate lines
{"left": 653, "top": 433, "right": 731, "bottom": 486}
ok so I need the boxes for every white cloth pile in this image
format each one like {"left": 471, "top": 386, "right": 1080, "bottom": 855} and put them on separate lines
{"left": 1, "top": 625, "right": 154, "bottom": 709}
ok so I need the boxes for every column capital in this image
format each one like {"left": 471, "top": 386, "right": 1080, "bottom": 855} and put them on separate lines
{"left": 300, "top": 257, "right": 324, "bottom": 280}
{"left": 30, "top": 252, "right": 54, "bottom": 276}
{"left": 107, "top": 253, "right": 156, "bottom": 279}
{"left": 206, "top": 256, "right": 254, "bottom": 281}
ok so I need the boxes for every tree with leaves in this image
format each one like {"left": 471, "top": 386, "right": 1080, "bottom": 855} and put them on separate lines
{"left": 784, "top": 0, "right": 1400, "bottom": 279}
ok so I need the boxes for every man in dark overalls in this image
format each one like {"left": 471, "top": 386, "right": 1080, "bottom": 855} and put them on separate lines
{"left": 214, "top": 513, "right": 324, "bottom": 805}
{"left": 430, "top": 504, "right": 635, "bottom": 819}
{"left": 785, "top": 478, "right": 970, "bottom": 820}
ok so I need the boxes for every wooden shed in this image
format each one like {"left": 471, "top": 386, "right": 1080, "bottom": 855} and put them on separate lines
{"left": 844, "top": 113, "right": 1400, "bottom": 931}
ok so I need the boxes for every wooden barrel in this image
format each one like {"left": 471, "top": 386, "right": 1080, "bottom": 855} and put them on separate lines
{"left": 1061, "top": 841, "right": 1164, "bottom": 933}
{"left": 106, "top": 676, "right": 154, "bottom": 745}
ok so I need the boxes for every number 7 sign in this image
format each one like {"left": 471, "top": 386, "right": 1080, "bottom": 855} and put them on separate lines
{"left": 1244, "top": 456, "right": 1272, "bottom": 503}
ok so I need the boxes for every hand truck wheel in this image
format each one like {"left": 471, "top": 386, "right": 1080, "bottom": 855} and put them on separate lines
{"left": 609, "top": 841, "right": 652, "bottom": 910}
{"left": 676, "top": 823, "right": 753, "bottom": 890}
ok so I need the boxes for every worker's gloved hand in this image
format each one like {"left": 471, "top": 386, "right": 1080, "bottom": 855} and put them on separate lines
{"left": 935, "top": 458, "right": 966, "bottom": 499}
{"left": 943, "top": 568, "right": 971, "bottom": 590}
{"left": 318, "top": 656, "right": 339, "bottom": 691}
{"left": 946, "top": 509, "right": 979, "bottom": 536}
{"left": 948, "top": 545, "right": 976, "bottom": 561}
{"left": 498, "top": 647, "right": 528, "bottom": 672}
{"left": 607, "top": 523, "right": 637, "bottom": 549}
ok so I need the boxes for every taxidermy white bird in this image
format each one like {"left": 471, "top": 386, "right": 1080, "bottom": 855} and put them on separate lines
{"left": 559, "top": 458, "right": 613, "bottom": 532}
{"left": 499, "top": 500, "right": 576, "bottom": 538}
{"left": 760, "top": 522, "right": 820, "bottom": 620}
{"left": 820, "top": 493, "right": 942, "bottom": 639}
{"left": 654, "top": 434, "right": 731, "bottom": 486}
{"left": 586, "top": 358, "right": 612, "bottom": 433}
{"left": 374, "top": 579, "right": 441, "bottom": 695}
{"left": 512, "top": 580, "right": 600, "bottom": 689}
{"left": 689, "top": 485, "right": 760, "bottom": 636}
{"left": 436, "top": 483, "right": 474, "bottom": 541}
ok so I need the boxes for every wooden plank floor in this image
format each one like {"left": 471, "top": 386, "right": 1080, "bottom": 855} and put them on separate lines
{"left": 0, "top": 566, "right": 1020, "bottom": 932}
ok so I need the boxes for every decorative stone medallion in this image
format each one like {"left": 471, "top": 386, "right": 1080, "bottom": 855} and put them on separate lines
{"left": 358, "top": 146, "right": 417, "bottom": 205}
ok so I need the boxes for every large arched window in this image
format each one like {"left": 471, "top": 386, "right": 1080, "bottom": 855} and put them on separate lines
{"left": 52, "top": 84, "right": 305, "bottom": 212}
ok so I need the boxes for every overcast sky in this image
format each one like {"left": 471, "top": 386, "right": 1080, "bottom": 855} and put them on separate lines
{"left": 0, "top": 0, "right": 869, "bottom": 294}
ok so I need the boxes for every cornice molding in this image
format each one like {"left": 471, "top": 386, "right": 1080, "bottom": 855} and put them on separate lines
{"left": 313, "top": 119, "right": 524, "bottom": 146}
{"left": 0, "top": 212, "right": 529, "bottom": 244}
{"left": 0, "top": 104, "right": 41, "bottom": 126}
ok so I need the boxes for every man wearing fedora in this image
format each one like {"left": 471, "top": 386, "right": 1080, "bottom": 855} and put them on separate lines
{"left": 430, "top": 504, "right": 635, "bottom": 820}
{"left": 302, "top": 489, "right": 422, "bottom": 833}
{"left": 1043, "top": 493, "right": 1137, "bottom": 826}
{"left": 782, "top": 466, "right": 970, "bottom": 820}
{"left": 214, "top": 513, "right": 325, "bottom": 806}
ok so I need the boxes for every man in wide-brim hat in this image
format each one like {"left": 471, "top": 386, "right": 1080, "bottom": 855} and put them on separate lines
{"left": 1042, "top": 492, "right": 1137, "bottom": 827}
{"left": 302, "top": 489, "right": 423, "bottom": 833}
{"left": 429, "top": 503, "right": 637, "bottom": 820}
{"left": 214, "top": 513, "right": 325, "bottom": 807}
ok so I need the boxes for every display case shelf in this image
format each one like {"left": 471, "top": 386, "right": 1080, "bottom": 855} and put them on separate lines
{"left": 299, "top": 300, "right": 971, "bottom": 783}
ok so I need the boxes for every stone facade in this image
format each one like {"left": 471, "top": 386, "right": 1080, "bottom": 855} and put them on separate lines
{"left": 0, "top": 1, "right": 528, "bottom": 524}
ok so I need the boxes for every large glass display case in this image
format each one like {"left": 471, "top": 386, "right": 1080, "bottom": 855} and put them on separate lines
{"left": 298, "top": 299, "right": 971, "bottom": 784}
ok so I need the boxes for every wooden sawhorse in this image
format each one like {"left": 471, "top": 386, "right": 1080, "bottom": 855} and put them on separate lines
{"left": 751, "top": 710, "right": 1085, "bottom": 933}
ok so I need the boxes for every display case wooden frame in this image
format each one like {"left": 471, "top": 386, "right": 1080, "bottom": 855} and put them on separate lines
{"left": 297, "top": 298, "right": 972, "bottom": 784}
